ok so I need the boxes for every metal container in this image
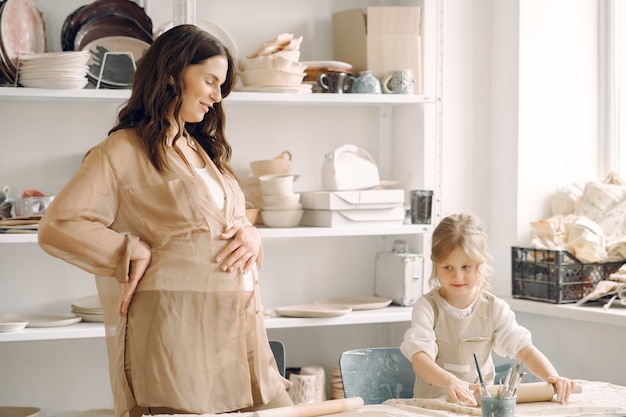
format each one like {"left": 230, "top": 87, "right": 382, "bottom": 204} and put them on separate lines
{"left": 375, "top": 240, "right": 424, "bottom": 306}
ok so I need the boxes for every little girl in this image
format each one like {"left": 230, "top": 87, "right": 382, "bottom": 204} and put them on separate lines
{"left": 400, "top": 213, "right": 576, "bottom": 406}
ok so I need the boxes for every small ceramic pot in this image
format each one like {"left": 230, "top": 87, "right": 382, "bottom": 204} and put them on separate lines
{"left": 349, "top": 71, "right": 382, "bottom": 94}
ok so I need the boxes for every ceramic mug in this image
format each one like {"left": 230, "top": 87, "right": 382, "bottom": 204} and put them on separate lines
{"left": 317, "top": 72, "right": 352, "bottom": 93}
{"left": 288, "top": 373, "right": 318, "bottom": 404}
{"left": 383, "top": 69, "right": 415, "bottom": 94}
{"left": 349, "top": 71, "right": 382, "bottom": 94}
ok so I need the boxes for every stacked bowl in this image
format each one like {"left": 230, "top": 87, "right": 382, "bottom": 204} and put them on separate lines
{"left": 238, "top": 33, "right": 310, "bottom": 93}
{"left": 259, "top": 174, "right": 302, "bottom": 228}
{"left": 239, "top": 53, "right": 308, "bottom": 92}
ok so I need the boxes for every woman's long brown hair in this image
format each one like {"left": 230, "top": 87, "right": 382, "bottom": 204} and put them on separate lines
{"left": 110, "top": 24, "right": 237, "bottom": 176}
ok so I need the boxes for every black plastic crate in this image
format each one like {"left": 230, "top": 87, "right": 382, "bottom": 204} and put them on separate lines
{"left": 511, "top": 246, "right": 624, "bottom": 304}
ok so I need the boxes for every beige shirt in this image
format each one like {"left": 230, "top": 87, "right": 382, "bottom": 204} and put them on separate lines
{"left": 38, "top": 129, "right": 288, "bottom": 416}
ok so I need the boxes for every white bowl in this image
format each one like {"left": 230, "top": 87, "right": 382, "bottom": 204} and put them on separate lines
{"left": 259, "top": 174, "right": 297, "bottom": 195}
{"left": 263, "top": 203, "right": 303, "bottom": 211}
{"left": 261, "top": 209, "right": 303, "bottom": 228}
{"left": 263, "top": 193, "right": 300, "bottom": 207}
{"left": 240, "top": 69, "right": 306, "bottom": 87}
{"left": 0, "top": 321, "right": 29, "bottom": 332}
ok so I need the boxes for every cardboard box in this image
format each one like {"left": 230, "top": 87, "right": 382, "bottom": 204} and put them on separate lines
{"left": 301, "top": 207, "right": 405, "bottom": 227}
{"left": 300, "top": 189, "right": 404, "bottom": 210}
{"left": 332, "top": 6, "right": 422, "bottom": 93}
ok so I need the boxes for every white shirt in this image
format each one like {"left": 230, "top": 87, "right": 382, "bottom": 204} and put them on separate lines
{"left": 400, "top": 290, "right": 532, "bottom": 362}
{"left": 195, "top": 165, "right": 225, "bottom": 210}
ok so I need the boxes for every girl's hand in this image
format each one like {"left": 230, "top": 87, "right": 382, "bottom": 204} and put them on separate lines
{"left": 445, "top": 376, "right": 478, "bottom": 406}
{"left": 119, "top": 240, "right": 152, "bottom": 316}
{"left": 216, "top": 225, "right": 261, "bottom": 274}
{"left": 548, "top": 375, "right": 576, "bottom": 403}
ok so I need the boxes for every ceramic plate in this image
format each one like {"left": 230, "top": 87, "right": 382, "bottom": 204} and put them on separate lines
{"left": 0, "top": 0, "right": 46, "bottom": 70}
{"left": 274, "top": 304, "right": 352, "bottom": 318}
{"left": 71, "top": 294, "right": 101, "bottom": 311}
{"left": 2, "top": 313, "right": 82, "bottom": 328}
{"left": 313, "top": 296, "right": 392, "bottom": 310}
{"left": 155, "top": 19, "right": 238, "bottom": 60}
{"left": 61, "top": 0, "right": 152, "bottom": 52}
{"left": 300, "top": 60, "right": 353, "bottom": 70}
{"left": 82, "top": 36, "right": 149, "bottom": 87}
{"left": 0, "top": 320, "right": 28, "bottom": 332}
{"left": 72, "top": 312, "right": 104, "bottom": 323}
{"left": 0, "top": 407, "right": 40, "bottom": 417}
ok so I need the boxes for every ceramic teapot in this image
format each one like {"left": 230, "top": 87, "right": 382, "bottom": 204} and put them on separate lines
{"left": 348, "top": 71, "right": 382, "bottom": 94}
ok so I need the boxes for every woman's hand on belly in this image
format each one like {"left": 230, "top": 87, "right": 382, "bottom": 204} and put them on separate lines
{"left": 119, "top": 240, "right": 152, "bottom": 316}
{"left": 216, "top": 225, "right": 261, "bottom": 274}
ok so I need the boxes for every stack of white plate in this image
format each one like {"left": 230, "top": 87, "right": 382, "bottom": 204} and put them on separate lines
{"left": 71, "top": 295, "right": 103, "bottom": 322}
{"left": 18, "top": 51, "right": 90, "bottom": 89}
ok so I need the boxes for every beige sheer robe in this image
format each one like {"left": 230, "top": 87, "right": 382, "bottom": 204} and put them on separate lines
{"left": 38, "top": 129, "right": 288, "bottom": 417}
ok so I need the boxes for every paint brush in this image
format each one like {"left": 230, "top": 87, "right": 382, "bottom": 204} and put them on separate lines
{"left": 473, "top": 352, "right": 489, "bottom": 397}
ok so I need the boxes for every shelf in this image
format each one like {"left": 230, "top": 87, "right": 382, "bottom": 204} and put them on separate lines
{"left": 0, "top": 306, "right": 412, "bottom": 342}
{"left": 258, "top": 224, "right": 431, "bottom": 238}
{"left": 0, "top": 86, "right": 437, "bottom": 105}
{"left": 0, "top": 224, "right": 431, "bottom": 244}
{"left": 503, "top": 296, "right": 626, "bottom": 328}
{"left": 0, "top": 234, "right": 39, "bottom": 243}
{"left": 0, "top": 322, "right": 105, "bottom": 342}
{"left": 265, "top": 306, "right": 412, "bottom": 329}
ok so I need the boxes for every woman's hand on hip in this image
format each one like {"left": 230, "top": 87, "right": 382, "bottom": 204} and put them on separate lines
{"left": 216, "top": 225, "right": 261, "bottom": 274}
{"left": 119, "top": 240, "right": 152, "bottom": 316}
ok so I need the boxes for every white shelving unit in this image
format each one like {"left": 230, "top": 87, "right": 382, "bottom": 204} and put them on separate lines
{"left": 0, "top": 0, "right": 443, "bottom": 414}
{"left": 0, "top": 306, "right": 415, "bottom": 343}
{"left": 0, "top": 87, "right": 437, "bottom": 105}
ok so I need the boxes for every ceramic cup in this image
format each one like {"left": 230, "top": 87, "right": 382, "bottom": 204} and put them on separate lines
{"left": 14, "top": 195, "right": 55, "bottom": 217}
{"left": 383, "top": 69, "right": 415, "bottom": 94}
{"left": 317, "top": 72, "right": 352, "bottom": 93}
{"left": 349, "top": 71, "right": 382, "bottom": 94}
{"left": 288, "top": 373, "right": 318, "bottom": 404}
{"left": 480, "top": 395, "right": 516, "bottom": 417}
{"left": 409, "top": 190, "right": 433, "bottom": 224}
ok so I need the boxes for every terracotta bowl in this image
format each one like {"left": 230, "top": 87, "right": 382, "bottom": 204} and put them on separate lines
{"left": 250, "top": 150, "right": 292, "bottom": 176}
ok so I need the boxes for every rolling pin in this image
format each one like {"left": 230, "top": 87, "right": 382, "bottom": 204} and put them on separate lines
{"left": 251, "top": 397, "right": 365, "bottom": 417}
{"left": 484, "top": 381, "right": 582, "bottom": 403}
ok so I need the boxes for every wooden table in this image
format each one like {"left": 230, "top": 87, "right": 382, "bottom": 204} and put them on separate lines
{"left": 154, "top": 380, "right": 626, "bottom": 417}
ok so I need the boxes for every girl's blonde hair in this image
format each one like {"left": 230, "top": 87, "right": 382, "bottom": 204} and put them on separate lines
{"left": 429, "top": 212, "right": 493, "bottom": 290}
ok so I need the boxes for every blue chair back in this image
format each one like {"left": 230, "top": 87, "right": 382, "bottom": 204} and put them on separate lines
{"left": 269, "top": 340, "right": 286, "bottom": 377}
{"left": 339, "top": 347, "right": 415, "bottom": 404}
